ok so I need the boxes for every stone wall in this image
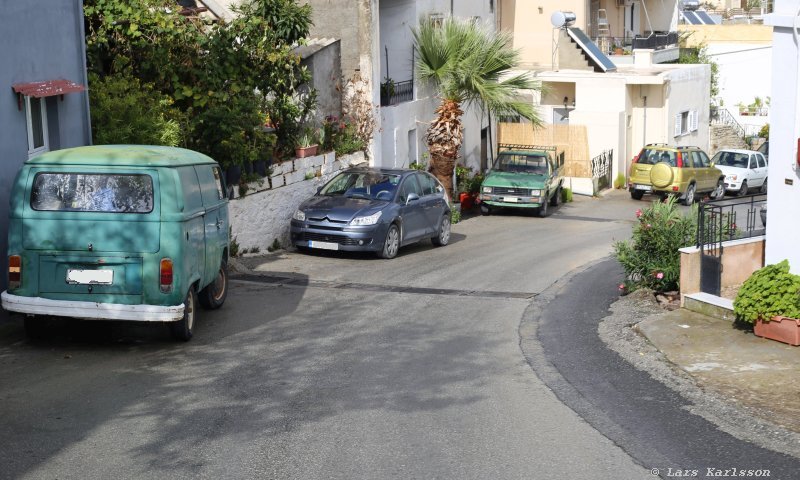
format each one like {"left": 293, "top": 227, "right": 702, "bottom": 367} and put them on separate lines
{"left": 709, "top": 124, "right": 748, "bottom": 156}
{"left": 228, "top": 151, "right": 366, "bottom": 253}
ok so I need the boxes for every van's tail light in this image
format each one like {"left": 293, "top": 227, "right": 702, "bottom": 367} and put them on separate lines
{"left": 8, "top": 255, "right": 21, "bottom": 289}
{"left": 676, "top": 152, "right": 684, "bottom": 168}
{"left": 160, "top": 258, "right": 173, "bottom": 293}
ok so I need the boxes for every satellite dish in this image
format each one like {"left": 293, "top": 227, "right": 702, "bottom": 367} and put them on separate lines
{"left": 550, "top": 11, "right": 577, "bottom": 28}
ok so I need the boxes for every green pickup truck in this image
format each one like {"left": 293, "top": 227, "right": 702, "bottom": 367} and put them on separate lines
{"left": 479, "top": 144, "right": 565, "bottom": 217}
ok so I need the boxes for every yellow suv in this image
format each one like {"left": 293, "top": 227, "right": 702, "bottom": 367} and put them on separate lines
{"left": 628, "top": 144, "right": 725, "bottom": 204}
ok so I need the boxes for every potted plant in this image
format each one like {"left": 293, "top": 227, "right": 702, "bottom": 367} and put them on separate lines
{"left": 295, "top": 130, "right": 318, "bottom": 158}
{"left": 612, "top": 42, "right": 624, "bottom": 55}
{"left": 733, "top": 260, "right": 800, "bottom": 346}
{"left": 456, "top": 165, "right": 475, "bottom": 210}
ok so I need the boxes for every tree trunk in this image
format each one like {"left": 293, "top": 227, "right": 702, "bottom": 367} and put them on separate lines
{"left": 430, "top": 153, "right": 456, "bottom": 201}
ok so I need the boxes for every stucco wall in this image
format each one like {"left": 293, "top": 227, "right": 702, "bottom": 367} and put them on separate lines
{"left": 303, "top": 40, "right": 343, "bottom": 125}
{"left": 664, "top": 63, "right": 712, "bottom": 152}
{"left": 679, "top": 237, "right": 765, "bottom": 300}
{"left": 229, "top": 152, "right": 366, "bottom": 253}
{"left": 0, "top": 0, "right": 91, "bottom": 296}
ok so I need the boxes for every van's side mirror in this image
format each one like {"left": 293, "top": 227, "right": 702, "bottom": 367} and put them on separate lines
{"left": 406, "top": 193, "right": 420, "bottom": 205}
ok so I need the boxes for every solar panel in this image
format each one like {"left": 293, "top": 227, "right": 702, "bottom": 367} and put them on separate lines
{"left": 567, "top": 28, "right": 617, "bottom": 73}
{"left": 696, "top": 11, "right": 717, "bottom": 25}
{"left": 682, "top": 11, "right": 703, "bottom": 25}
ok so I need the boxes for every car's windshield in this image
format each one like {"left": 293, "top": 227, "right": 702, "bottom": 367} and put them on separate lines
{"left": 493, "top": 153, "right": 549, "bottom": 174}
{"left": 712, "top": 151, "right": 749, "bottom": 168}
{"left": 320, "top": 171, "right": 402, "bottom": 200}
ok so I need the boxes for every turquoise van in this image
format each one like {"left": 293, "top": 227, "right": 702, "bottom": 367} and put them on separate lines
{"left": 1, "top": 145, "right": 229, "bottom": 341}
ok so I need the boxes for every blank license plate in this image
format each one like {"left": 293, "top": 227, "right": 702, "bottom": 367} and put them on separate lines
{"left": 634, "top": 184, "right": 652, "bottom": 191}
{"left": 503, "top": 197, "right": 519, "bottom": 203}
{"left": 308, "top": 240, "right": 339, "bottom": 251}
{"left": 67, "top": 269, "right": 114, "bottom": 285}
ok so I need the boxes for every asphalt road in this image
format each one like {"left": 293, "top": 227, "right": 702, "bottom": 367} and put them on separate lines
{"left": 0, "top": 190, "right": 763, "bottom": 479}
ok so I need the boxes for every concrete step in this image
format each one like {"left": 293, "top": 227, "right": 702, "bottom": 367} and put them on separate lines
{"left": 683, "top": 292, "right": 735, "bottom": 322}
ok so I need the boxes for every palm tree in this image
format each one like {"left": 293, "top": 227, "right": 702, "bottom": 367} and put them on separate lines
{"left": 412, "top": 16, "right": 542, "bottom": 197}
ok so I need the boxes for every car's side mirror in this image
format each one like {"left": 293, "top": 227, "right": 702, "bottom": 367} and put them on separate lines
{"left": 406, "top": 193, "right": 420, "bottom": 205}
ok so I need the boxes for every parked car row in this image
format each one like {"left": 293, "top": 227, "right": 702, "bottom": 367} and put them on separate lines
{"left": 628, "top": 143, "right": 769, "bottom": 203}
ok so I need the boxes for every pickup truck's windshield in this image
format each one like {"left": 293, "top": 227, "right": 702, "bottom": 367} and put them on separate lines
{"left": 493, "top": 154, "right": 549, "bottom": 174}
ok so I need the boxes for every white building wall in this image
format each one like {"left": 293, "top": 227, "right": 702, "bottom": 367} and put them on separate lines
{"left": 707, "top": 43, "right": 772, "bottom": 136}
{"left": 764, "top": 2, "right": 800, "bottom": 272}
{"left": 664, "top": 64, "right": 712, "bottom": 152}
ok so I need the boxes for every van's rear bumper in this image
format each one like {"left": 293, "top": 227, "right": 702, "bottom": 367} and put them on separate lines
{"left": 1, "top": 291, "right": 184, "bottom": 322}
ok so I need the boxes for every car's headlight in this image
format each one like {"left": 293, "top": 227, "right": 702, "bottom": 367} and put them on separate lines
{"left": 530, "top": 190, "right": 541, "bottom": 196}
{"left": 292, "top": 210, "right": 306, "bottom": 221}
{"left": 350, "top": 211, "right": 382, "bottom": 226}
{"left": 483, "top": 186, "right": 492, "bottom": 193}
{"left": 727, "top": 174, "right": 738, "bottom": 181}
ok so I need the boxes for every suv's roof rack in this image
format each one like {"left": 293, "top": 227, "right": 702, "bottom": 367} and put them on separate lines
{"left": 645, "top": 143, "right": 669, "bottom": 147}
{"left": 498, "top": 143, "right": 557, "bottom": 152}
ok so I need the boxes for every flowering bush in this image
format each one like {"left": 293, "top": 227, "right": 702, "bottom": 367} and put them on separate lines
{"left": 613, "top": 197, "right": 697, "bottom": 292}
{"left": 321, "top": 115, "right": 365, "bottom": 155}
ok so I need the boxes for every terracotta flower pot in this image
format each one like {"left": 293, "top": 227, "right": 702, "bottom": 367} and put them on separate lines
{"left": 295, "top": 145, "right": 318, "bottom": 158}
{"left": 754, "top": 316, "right": 800, "bottom": 346}
{"left": 459, "top": 192, "right": 474, "bottom": 210}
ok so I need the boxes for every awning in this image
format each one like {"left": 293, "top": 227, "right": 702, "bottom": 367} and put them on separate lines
{"left": 12, "top": 79, "right": 86, "bottom": 98}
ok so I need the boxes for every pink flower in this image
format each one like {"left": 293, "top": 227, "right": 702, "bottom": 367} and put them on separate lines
{"left": 656, "top": 272, "right": 664, "bottom": 279}
{"left": 646, "top": 224, "right": 652, "bottom": 228}
{"left": 635, "top": 209, "right": 643, "bottom": 218}
{"left": 619, "top": 283, "right": 625, "bottom": 290}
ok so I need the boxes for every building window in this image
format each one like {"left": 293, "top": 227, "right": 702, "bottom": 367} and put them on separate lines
{"left": 489, "top": 0, "right": 494, "bottom": 13}
{"left": 674, "top": 110, "right": 698, "bottom": 137}
{"left": 25, "top": 96, "right": 49, "bottom": 157}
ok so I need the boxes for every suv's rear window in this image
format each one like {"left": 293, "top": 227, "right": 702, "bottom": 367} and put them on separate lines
{"left": 31, "top": 173, "right": 154, "bottom": 213}
{"left": 637, "top": 149, "right": 677, "bottom": 166}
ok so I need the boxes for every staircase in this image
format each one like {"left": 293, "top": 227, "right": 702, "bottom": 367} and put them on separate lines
{"left": 710, "top": 124, "right": 749, "bottom": 156}
{"left": 557, "top": 30, "right": 594, "bottom": 71}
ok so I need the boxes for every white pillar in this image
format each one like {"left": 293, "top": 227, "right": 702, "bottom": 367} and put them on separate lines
{"left": 764, "top": 1, "right": 800, "bottom": 272}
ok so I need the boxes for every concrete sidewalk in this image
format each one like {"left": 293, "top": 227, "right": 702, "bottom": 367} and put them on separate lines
{"left": 637, "top": 306, "right": 800, "bottom": 434}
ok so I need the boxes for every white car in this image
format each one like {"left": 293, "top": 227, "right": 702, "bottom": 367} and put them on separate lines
{"left": 710, "top": 148, "right": 768, "bottom": 196}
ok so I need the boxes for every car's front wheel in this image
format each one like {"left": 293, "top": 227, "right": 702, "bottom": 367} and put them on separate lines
{"left": 761, "top": 177, "right": 768, "bottom": 194}
{"left": 431, "top": 215, "right": 451, "bottom": 247}
{"left": 738, "top": 180, "right": 748, "bottom": 196}
{"left": 378, "top": 223, "right": 400, "bottom": 259}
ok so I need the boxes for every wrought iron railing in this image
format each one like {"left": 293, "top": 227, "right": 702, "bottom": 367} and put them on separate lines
{"left": 591, "top": 149, "right": 613, "bottom": 191}
{"left": 710, "top": 106, "right": 746, "bottom": 140}
{"left": 632, "top": 31, "right": 679, "bottom": 50}
{"left": 380, "top": 79, "right": 414, "bottom": 107}
{"left": 697, "top": 193, "right": 767, "bottom": 248}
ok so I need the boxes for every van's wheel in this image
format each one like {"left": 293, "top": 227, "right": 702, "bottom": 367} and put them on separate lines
{"left": 199, "top": 259, "right": 228, "bottom": 310}
{"left": 378, "top": 224, "right": 400, "bottom": 259}
{"left": 538, "top": 195, "right": 549, "bottom": 217}
{"left": 431, "top": 214, "right": 451, "bottom": 247}
{"left": 24, "top": 317, "right": 49, "bottom": 340}
{"left": 549, "top": 187, "right": 561, "bottom": 207}
{"left": 170, "top": 288, "right": 197, "bottom": 342}
{"left": 630, "top": 190, "right": 644, "bottom": 200}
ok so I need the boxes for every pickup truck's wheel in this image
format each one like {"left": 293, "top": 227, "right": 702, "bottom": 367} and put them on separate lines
{"left": 199, "top": 258, "right": 228, "bottom": 310}
{"left": 630, "top": 190, "right": 645, "bottom": 200}
{"left": 431, "top": 214, "right": 451, "bottom": 247}
{"left": 170, "top": 288, "right": 197, "bottom": 342}
{"left": 549, "top": 187, "right": 561, "bottom": 207}
{"left": 480, "top": 204, "right": 492, "bottom": 216}
{"left": 538, "top": 195, "right": 549, "bottom": 217}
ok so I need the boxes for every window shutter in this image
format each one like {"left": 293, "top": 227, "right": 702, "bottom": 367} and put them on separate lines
{"left": 674, "top": 113, "right": 682, "bottom": 137}
{"left": 690, "top": 110, "right": 699, "bottom": 132}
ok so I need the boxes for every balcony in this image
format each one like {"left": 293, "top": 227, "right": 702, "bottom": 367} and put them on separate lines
{"left": 380, "top": 79, "right": 413, "bottom": 107}
{"left": 632, "top": 31, "right": 679, "bottom": 51}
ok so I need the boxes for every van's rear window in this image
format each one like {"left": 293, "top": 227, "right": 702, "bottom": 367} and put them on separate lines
{"left": 31, "top": 173, "right": 154, "bottom": 213}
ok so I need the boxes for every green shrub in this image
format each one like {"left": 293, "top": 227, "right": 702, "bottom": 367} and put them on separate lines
{"left": 561, "top": 187, "right": 573, "bottom": 203}
{"left": 733, "top": 260, "right": 800, "bottom": 324}
{"left": 89, "top": 73, "right": 186, "bottom": 146}
{"left": 451, "top": 209, "right": 461, "bottom": 224}
{"left": 613, "top": 196, "right": 697, "bottom": 292}
{"left": 613, "top": 173, "right": 626, "bottom": 189}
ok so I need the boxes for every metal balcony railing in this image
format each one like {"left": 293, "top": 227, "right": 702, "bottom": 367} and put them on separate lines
{"left": 380, "top": 79, "right": 414, "bottom": 107}
{"left": 632, "top": 31, "right": 678, "bottom": 50}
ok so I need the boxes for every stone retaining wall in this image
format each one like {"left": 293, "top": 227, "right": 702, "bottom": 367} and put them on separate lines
{"left": 228, "top": 151, "right": 367, "bottom": 253}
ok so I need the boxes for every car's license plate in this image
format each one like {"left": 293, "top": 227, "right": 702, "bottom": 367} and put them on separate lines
{"left": 634, "top": 184, "right": 652, "bottom": 191}
{"left": 503, "top": 197, "right": 519, "bottom": 203}
{"left": 66, "top": 269, "right": 114, "bottom": 285}
{"left": 308, "top": 240, "right": 339, "bottom": 251}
